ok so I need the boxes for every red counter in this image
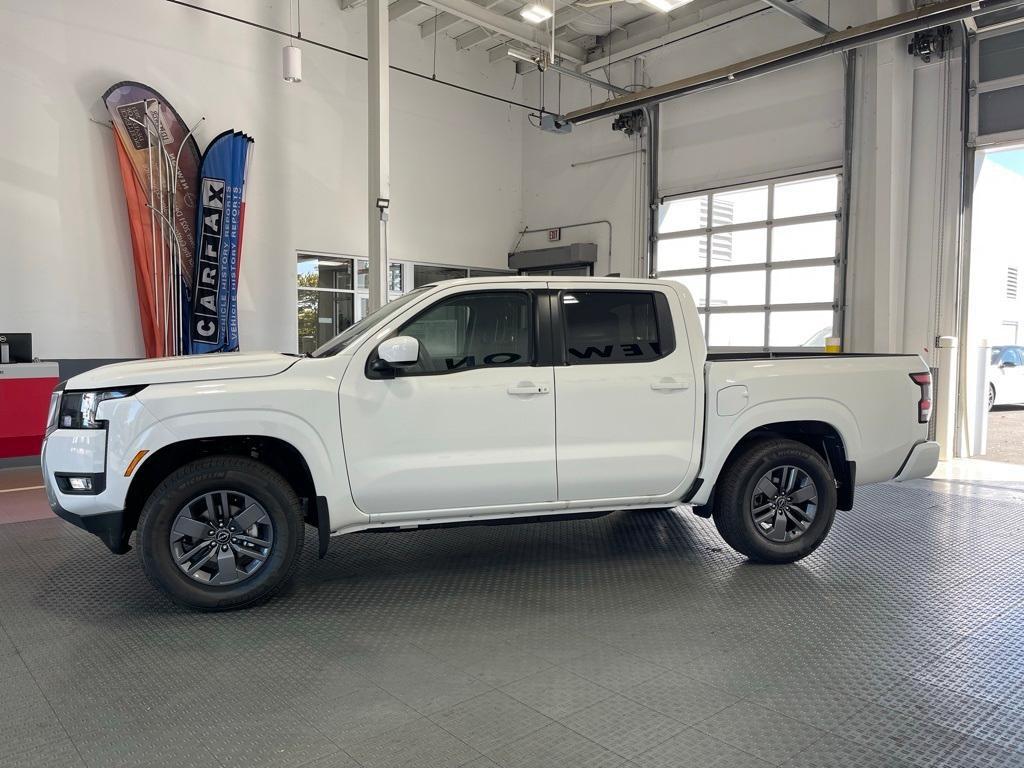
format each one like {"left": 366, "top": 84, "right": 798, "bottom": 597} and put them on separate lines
{"left": 0, "top": 362, "right": 59, "bottom": 459}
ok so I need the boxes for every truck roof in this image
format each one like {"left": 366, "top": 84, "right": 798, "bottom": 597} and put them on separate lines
{"left": 419, "top": 275, "right": 681, "bottom": 289}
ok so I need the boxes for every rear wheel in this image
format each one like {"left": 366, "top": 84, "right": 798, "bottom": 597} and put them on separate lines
{"left": 712, "top": 438, "right": 837, "bottom": 564}
{"left": 137, "top": 456, "right": 304, "bottom": 610}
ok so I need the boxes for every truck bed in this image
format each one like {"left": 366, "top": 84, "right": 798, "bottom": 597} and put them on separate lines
{"left": 690, "top": 353, "right": 932, "bottom": 506}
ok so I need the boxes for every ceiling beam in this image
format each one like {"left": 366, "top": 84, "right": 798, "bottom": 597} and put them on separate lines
{"left": 458, "top": 5, "right": 590, "bottom": 51}
{"left": 420, "top": 0, "right": 505, "bottom": 37}
{"left": 414, "top": 0, "right": 587, "bottom": 61}
{"left": 760, "top": 0, "right": 834, "bottom": 34}
{"left": 389, "top": 0, "right": 421, "bottom": 20}
{"left": 568, "top": 0, "right": 1024, "bottom": 122}
{"left": 581, "top": 0, "right": 767, "bottom": 71}
{"left": 456, "top": 26, "right": 493, "bottom": 48}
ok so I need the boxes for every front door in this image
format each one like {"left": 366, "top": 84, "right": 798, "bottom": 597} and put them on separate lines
{"left": 340, "top": 287, "right": 557, "bottom": 517}
{"left": 552, "top": 286, "right": 699, "bottom": 501}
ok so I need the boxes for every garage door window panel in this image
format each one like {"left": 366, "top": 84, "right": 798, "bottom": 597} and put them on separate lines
{"left": 656, "top": 235, "right": 707, "bottom": 272}
{"left": 771, "top": 265, "right": 836, "bottom": 305}
{"left": 769, "top": 310, "right": 835, "bottom": 347}
{"left": 397, "top": 291, "right": 534, "bottom": 375}
{"left": 712, "top": 185, "right": 768, "bottom": 225}
{"left": 708, "top": 312, "right": 766, "bottom": 348}
{"left": 772, "top": 220, "right": 838, "bottom": 262}
{"left": 658, "top": 197, "right": 706, "bottom": 234}
{"left": 710, "top": 270, "right": 767, "bottom": 308}
{"left": 773, "top": 175, "right": 840, "bottom": 219}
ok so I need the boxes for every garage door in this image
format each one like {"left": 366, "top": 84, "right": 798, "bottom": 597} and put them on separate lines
{"left": 655, "top": 170, "right": 843, "bottom": 352}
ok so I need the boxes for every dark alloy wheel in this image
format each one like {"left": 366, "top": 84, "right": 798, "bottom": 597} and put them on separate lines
{"left": 749, "top": 465, "right": 819, "bottom": 544}
{"left": 713, "top": 438, "right": 837, "bottom": 564}
{"left": 170, "top": 491, "right": 275, "bottom": 586}
{"left": 137, "top": 456, "right": 304, "bottom": 611}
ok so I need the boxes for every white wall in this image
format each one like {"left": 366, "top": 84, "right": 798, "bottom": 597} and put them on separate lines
{"left": 0, "top": 0, "right": 525, "bottom": 358}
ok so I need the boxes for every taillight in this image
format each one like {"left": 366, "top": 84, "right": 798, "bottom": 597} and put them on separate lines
{"left": 910, "top": 372, "right": 932, "bottom": 424}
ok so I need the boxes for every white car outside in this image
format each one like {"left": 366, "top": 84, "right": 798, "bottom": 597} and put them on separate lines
{"left": 989, "top": 346, "right": 1024, "bottom": 409}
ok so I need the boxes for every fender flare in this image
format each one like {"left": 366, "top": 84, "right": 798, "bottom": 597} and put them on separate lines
{"left": 691, "top": 398, "right": 861, "bottom": 507}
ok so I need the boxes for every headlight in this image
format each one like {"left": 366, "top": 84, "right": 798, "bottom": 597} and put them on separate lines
{"left": 45, "top": 389, "right": 62, "bottom": 436}
{"left": 58, "top": 387, "right": 144, "bottom": 429}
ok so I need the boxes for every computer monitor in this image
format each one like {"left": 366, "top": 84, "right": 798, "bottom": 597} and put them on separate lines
{"left": 0, "top": 333, "right": 32, "bottom": 363}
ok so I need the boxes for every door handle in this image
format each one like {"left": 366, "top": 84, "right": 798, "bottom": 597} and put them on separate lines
{"left": 651, "top": 379, "right": 690, "bottom": 392}
{"left": 507, "top": 383, "right": 550, "bottom": 396}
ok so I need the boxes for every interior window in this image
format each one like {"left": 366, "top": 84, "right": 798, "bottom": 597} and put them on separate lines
{"left": 562, "top": 291, "right": 663, "bottom": 365}
{"left": 397, "top": 291, "right": 533, "bottom": 375}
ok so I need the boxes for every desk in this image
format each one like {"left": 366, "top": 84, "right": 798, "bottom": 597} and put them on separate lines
{"left": 0, "top": 362, "right": 59, "bottom": 459}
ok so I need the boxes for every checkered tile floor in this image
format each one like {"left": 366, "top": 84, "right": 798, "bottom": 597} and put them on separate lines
{"left": 0, "top": 479, "right": 1021, "bottom": 767}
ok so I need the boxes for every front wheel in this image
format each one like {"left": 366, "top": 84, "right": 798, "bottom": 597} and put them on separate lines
{"left": 988, "top": 384, "right": 996, "bottom": 411}
{"left": 712, "top": 438, "right": 837, "bottom": 564}
{"left": 137, "top": 456, "right": 305, "bottom": 610}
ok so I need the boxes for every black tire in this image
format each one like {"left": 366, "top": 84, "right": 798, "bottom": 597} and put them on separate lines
{"left": 712, "top": 438, "right": 837, "bottom": 564}
{"left": 137, "top": 456, "right": 304, "bottom": 611}
{"left": 988, "top": 384, "right": 996, "bottom": 412}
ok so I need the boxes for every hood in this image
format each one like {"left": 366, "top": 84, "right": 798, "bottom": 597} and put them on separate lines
{"left": 66, "top": 352, "right": 301, "bottom": 390}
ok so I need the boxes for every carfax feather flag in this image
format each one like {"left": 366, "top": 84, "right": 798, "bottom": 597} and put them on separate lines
{"left": 188, "top": 131, "right": 254, "bottom": 354}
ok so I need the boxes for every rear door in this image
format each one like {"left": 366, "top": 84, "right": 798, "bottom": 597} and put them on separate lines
{"left": 552, "top": 285, "right": 699, "bottom": 501}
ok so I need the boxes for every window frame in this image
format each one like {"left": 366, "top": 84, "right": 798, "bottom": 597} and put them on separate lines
{"left": 655, "top": 169, "right": 844, "bottom": 353}
{"left": 370, "top": 289, "right": 539, "bottom": 379}
{"left": 972, "top": 23, "right": 1024, "bottom": 147}
{"left": 556, "top": 289, "right": 676, "bottom": 367}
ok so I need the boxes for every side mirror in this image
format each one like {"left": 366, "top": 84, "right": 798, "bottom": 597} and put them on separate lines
{"left": 1002, "top": 361, "right": 1017, "bottom": 368}
{"left": 376, "top": 336, "right": 420, "bottom": 367}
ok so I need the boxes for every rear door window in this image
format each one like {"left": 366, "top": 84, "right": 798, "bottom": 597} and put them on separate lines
{"left": 561, "top": 291, "right": 669, "bottom": 365}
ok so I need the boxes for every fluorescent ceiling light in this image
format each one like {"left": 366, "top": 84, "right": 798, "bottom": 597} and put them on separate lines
{"left": 520, "top": 3, "right": 553, "bottom": 23}
{"left": 642, "top": 0, "right": 694, "bottom": 12}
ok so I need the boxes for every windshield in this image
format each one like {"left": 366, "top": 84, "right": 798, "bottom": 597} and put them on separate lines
{"left": 311, "top": 287, "right": 432, "bottom": 358}
{"left": 991, "top": 348, "right": 1005, "bottom": 365}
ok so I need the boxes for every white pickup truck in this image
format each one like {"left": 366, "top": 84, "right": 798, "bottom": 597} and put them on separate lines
{"left": 43, "top": 277, "right": 939, "bottom": 610}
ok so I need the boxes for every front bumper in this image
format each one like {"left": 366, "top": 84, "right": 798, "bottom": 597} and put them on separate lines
{"left": 894, "top": 440, "right": 940, "bottom": 482}
{"left": 41, "top": 431, "right": 131, "bottom": 554}
{"left": 50, "top": 502, "right": 132, "bottom": 554}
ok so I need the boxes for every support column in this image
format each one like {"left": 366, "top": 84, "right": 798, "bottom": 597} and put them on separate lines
{"left": 367, "top": 0, "right": 390, "bottom": 312}
{"left": 846, "top": 17, "right": 915, "bottom": 354}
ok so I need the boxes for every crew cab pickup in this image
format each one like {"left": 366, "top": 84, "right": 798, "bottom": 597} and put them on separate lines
{"left": 43, "top": 277, "right": 939, "bottom": 610}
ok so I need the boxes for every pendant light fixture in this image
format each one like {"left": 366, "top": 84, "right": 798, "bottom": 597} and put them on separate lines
{"left": 283, "top": 0, "right": 303, "bottom": 83}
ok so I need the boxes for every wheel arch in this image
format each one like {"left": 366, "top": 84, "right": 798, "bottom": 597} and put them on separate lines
{"left": 694, "top": 417, "right": 856, "bottom": 514}
{"left": 124, "top": 436, "right": 321, "bottom": 538}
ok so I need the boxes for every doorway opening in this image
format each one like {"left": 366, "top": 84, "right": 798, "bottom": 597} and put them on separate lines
{"left": 963, "top": 144, "right": 1024, "bottom": 467}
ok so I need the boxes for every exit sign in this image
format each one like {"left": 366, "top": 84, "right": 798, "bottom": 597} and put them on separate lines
{"left": 547, "top": 228, "right": 561, "bottom": 242}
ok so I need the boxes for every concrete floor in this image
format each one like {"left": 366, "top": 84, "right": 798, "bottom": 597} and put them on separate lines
{"left": 0, "top": 468, "right": 1022, "bottom": 768}
{"left": 985, "top": 405, "right": 1024, "bottom": 465}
